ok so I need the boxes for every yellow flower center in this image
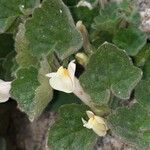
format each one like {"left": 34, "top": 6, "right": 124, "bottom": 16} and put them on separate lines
{"left": 57, "top": 66, "right": 69, "bottom": 77}
{"left": 88, "top": 116, "right": 95, "bottom": 126}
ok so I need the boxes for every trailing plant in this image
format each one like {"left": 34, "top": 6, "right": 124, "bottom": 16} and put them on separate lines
{"left": 0, "top": 0, "right": 149, "bottom": 149}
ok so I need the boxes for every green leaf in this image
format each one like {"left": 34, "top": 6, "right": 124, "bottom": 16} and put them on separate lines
{"left": 80, "top": 42, "right": 142, "bottom": 104}
{"left": 33, "top": 57, "right": 53, "bottom": 118}
{"left": 115, "top": 0, "right": 140, "bottom": 27}
{"left": 90, "top": 30, "right": 113, "bottom": 48}
{"left": 91, "top": 1, "right": 141, "bottom": 48}
{"left": 48, "top": 104, "right": 97, "bottom": 150}
{"left": 0, "top": 16, "right": 17, "bottom": 33}
{"left": 143, "top": 57, "right": 150, "bottom": 81}
{"left": 70, "top": 6, "right": 99, "bottom": 29}
{"left": 113, "top": 27, "right": 147, "bottom": 56}
{"left": 109, "top": 96, "right": 122, "bottom": 110}
{"left": 15, "top": 23, "right": 37, "bottom": 68}
{"left": 0, "top": 0, "right": 39, "bottom": 33}
{"left": 25, "top": 0, "right": 83, "bottom": 59}
{"left": 46, "top": 91, "right": 81, "bottom": 112}
{"left": 133, "top": 44, "right": 150, "bottom": 67}
{"left": 14, "top": 21, "right": 53, "bottom": 119}
{"left": 91, "top": 2, "right": 119, "bottom": 48}
{"left": 0, "top": 0, "right": 39, "bottom": 17}
{"left": 92, "top": 2, "right": 118, "bottom": 34}
{"left": 11, "top": 67, "right": 40, "bottom": 119}
{"left": 11, "top": 57, "right": 53, "bottom": 120}
{"left": 108, "top": 80, "right": 150, "bottom": 150}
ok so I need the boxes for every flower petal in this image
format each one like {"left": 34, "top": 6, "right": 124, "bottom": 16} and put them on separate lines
{"left": 92, "top": 123, "right": 107, "bottom": 136}
{"left": 86, "top": 110, "right": 94, "bottom": 119}
{"left": 46, "top": 72, "right": 58, "bottom": 78}
{"left": 82, "top": 118, "right": 92, "bottom": 129}
{"left": 92, "top": 117, "right": 108, "bottom": 136}
{"left": 68, "top": 60, "right": 76, "bottom": 84}
{"left": 95, "top": 116, "right": 106, "bottom": 125}
{"left": 49, "top": 74, "right": 73, "bottom": 93}
{"left": 0, "top": 80, "right": 11, "bottom": 103}
{"left": 81, "top": 118, "right": 87, "bottom": 124}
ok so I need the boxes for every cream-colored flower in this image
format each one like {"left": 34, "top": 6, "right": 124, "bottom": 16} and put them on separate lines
{"left": 82, "top": 111, "right": 108, "bottom": 136}
{"left": 77, "top": 1, "right": 93, "bottom": 10}
{"left": 75, "top": 52, "right": 88, "bottom": 66}
{"left": 46, "top": 60, "right": 76, "bottom": 93}
{"left": 0, "top": 80, "right": 11, "bottom": 103}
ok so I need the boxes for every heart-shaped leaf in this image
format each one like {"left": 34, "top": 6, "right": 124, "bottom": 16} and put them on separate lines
{"left": 108, "top": 79, "right": 150, "bottom": 150}
{"left": 92, "top": 2, "right": 118, "bottom": 34}
{"left": 0, "top": 0, "right": 38, "bottom": 33}
{"left": 11, "top": 67, "right": 40, "bottom": 119}
{"left": 80, "top": 42, "right": 142, "bottom": 104}
{"left": 11, "top": 56, "right": 53, "bottom": 120}
{"left": 25, "top": 0, "right": 83, "bottom": 59}
{"left": 13, "top": 18, "right": 53, "bottom": 120}
{"left": 113, "top": 27, "right": 147, "bottom": 56}
{"left": 107, "top": 58, "right": 150, "bottom": 150}
{"left": 48, "top": 104, "right": 97, "bottom": 150}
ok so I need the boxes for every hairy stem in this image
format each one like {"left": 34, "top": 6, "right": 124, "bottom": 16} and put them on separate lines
{"left": 73, "top": 78, "right": 95, "bottom": 110}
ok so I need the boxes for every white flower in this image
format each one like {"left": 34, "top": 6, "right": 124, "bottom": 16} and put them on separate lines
{"left": 82, "top": 111, "right": 108, "bottom": 136}
{"left": 46, "top": 60, "right": 76, "bottom": 93}
{"left": 76, "top": 1, "right": 93, "bottom": 10}
{"left": 0, "top": 80, "right": 11, "bottom": 103}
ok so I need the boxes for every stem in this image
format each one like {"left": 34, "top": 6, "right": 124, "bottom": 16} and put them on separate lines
{"left": 99, "top": 0, "right": 108, "bottom": 9}
{"left": 73, "top": 78, "right": 95, "bottom": 110}
{"left": 76, "top": 21, "right": 92, "bottom": 54}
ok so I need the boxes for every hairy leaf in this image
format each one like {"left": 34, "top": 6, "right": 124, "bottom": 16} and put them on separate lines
{"left": 143, "top": 57, "right": 150, "bottom": 81}
{"left": 113, "top": 27, "right": 147, "bottom": 56}
{"left": 70, "top": 6, "right": 99, "bottom": 29}
{"left": 92, "top": 2, "right": 118, "bottom": 34}
{"left": 48, "top": 104, "right": 97, "bottom": 150}
{"left": 25, "top": 0, "right": 83, "bottom": 59}
{"left": 80, "top": 42, "right": 142, "bottom": 104}
{"left": 133, "top": 44, "right": 150, "bottom": 67}
{"left": 108, "top": 80, "right": 150, "bottom": 150}
{"left": 11, "top": 67, "right": 40, "bottom": 119}
{"left": 15, "top": 23, "right": 37, "bottom": 67}
{"left": 0, "top": 0, "right": 38, "bottom": 33}
{"left": 33, "top": 57, "right": 53, "bottom": 118}
{"left": 11, "top": 57, "right": 53, "bottom": 120}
